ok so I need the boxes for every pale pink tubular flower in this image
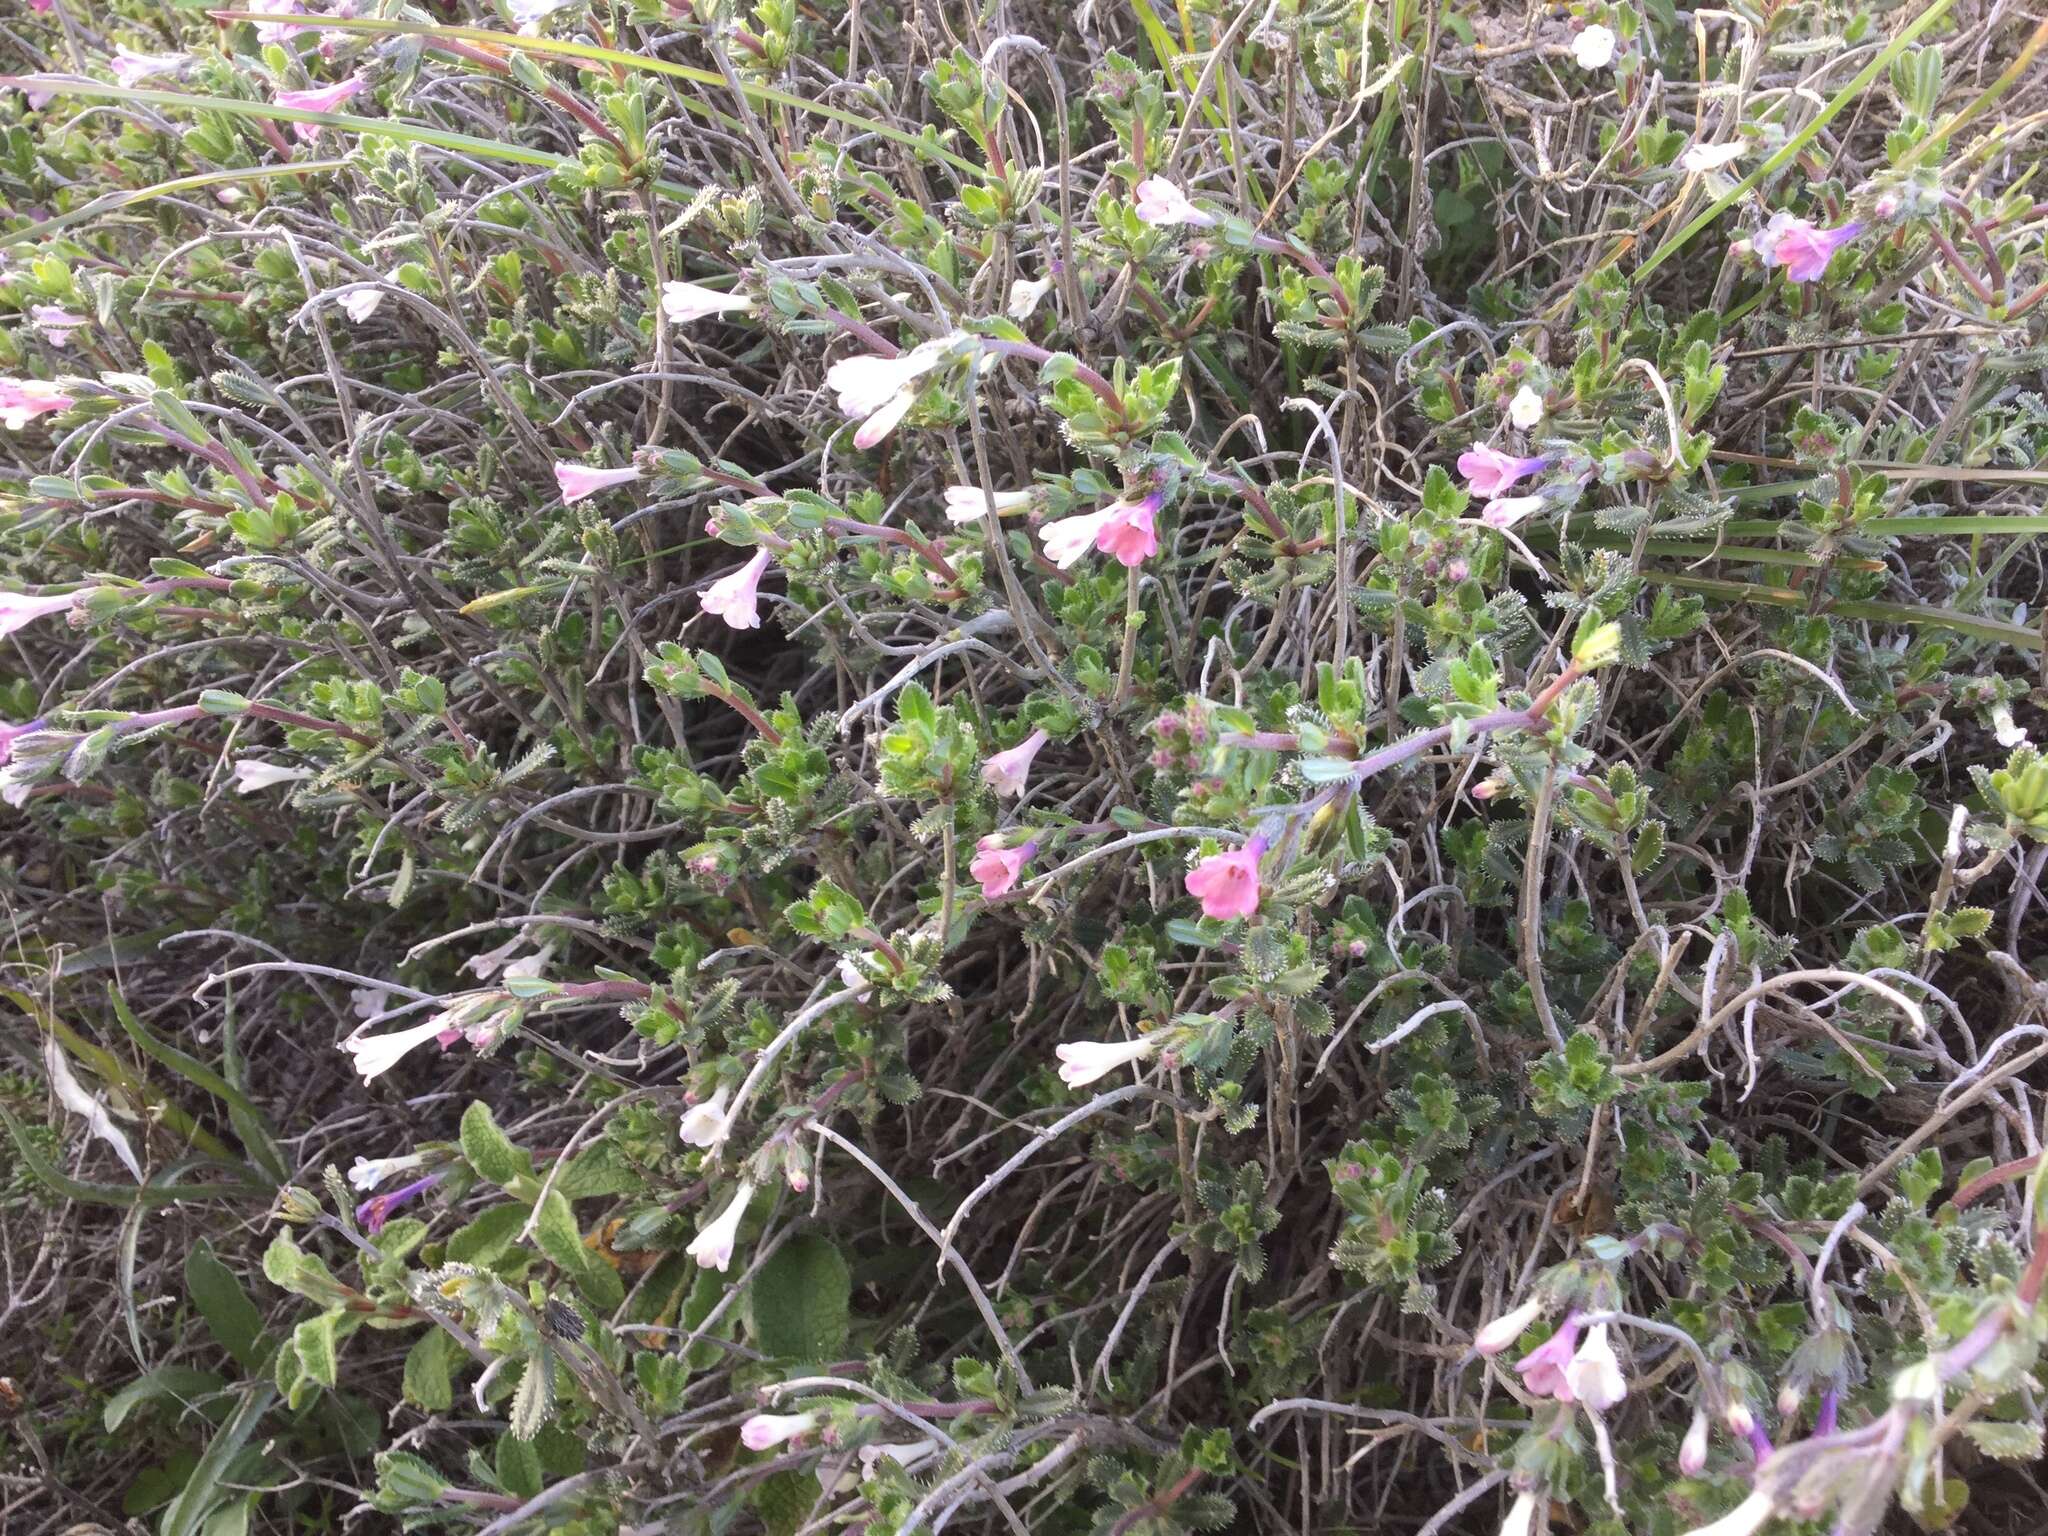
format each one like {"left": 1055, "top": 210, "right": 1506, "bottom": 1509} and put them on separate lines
{"left": 0, "top": 588, "right": 90, "bottom": 637}
{"left": 662, "top": 280, "right": 753, "bottom": 326}
{"left": 982, "top": 728, "right": 1048, "bottom": 797}
{"left": 686, "top": 1181, "right": 753, "bottom": 1272}
{"left": 0, "top": 719, "right": 46, "bottom": 765}
{"left": 1514, "top": 1313, "right": 1581, "bottom": 1401}
{"left": 1482, "top": 494, "right": 1546, "bottom": 530}
{"left": 1458, "top": 445, "right": 1549, "bottom": 498}
{"left": 274, "top": 75, "right": 368, "bottom": 141}
{"left": 1473, "top": 1295, "right": 1544, "bottom": 1356}
{"left": 701, "top": 549, "right": 773, "bottom": 630}
{"left": 969, "top": 836, "right": 1036, "bottom": 899}
{"left": 1133, "top": 177, "right": 1217, "bottom": 228}
{"left": 30, "top": 307, "right": 88, "bottom": 348}
{"left": 554, "top": 461, "right": 643, "bottom": 503}
{"left": 1185, "top": 835, "right": 1266, "bottom": 921}
{"left": 29, "top": 0, "right": 54, "bottom": 12}
{"left": 942, "top": 484, "right": 1032, "bottom": 524}
{"left": 1565, "top": 1321, "right": 1627, "bottom": 1410}
{"left": 110, "top": 49, "right": 189, "bottom": 88}
{"left": 340, "top": 1016, "right": 450, "bottom": 1080}
{"left": 1055, "top": 1034, "right": 1162, "bottom": 1089}
{"left": 0, "top": 378, "right": 76, "bottom": 430}
{"left": 1680, "top": 1409, "right": 1712, "bottom": 1475}
{"left": 1755, "top": 212, "right": 1864, "bottom": 283}
{"left": 739, "top": 1411, "right": 819, "bottom": 1451}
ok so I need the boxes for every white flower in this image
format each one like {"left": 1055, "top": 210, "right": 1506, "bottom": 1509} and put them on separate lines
{"left": 1564, "top": 1322, "right": 1627, "bottom": 1411}
{"left": 0, "top": 764, "right": 34, "bottom": 808}
{"left": 1992, "top": 705, "right": 2028, "bottom": 749}
{"left": 501, "top": 945, "right": 552, "bottom": 981}
{"left": 1572, "top": 24, "right": 1618, "bottom": 69}
{"left": 1133, "top": 177, "right": 1217, "bottom": 228}
{"left": 678, "top": 1085, "right": 731, "bottom": 1148}
{"left": 109, "top": 49, "right": 190, "bottom": 89}
{"left": 340, "top": 1016, "right": 449, "bottom": 1080}
{"left": 662, "top": 280, "right": 754, "bottom": 326}
{"left": 1473, "top": 1295, "right": 1544, "bottom": 1355}
{"left": 836, "top": 955, "right": 874, "bottom": 1000}
{"left": 1498, "top": 1491, "right": 1539, "bottom": 1536}
{"left": 1006, "top": 275, "right": 1053, "bottom": 321}
{"left": 1679, "top": 1409, "right": 1711, "bottom": 1474}
{"left": 350, "top": 985, "right": 392, "bottom": 1020}
{"left": 463, "top": 934, "right": 526, "bottom": 980}
{"left": 739, "top": 1411, "right": 819, "bottom": 1451}
{"left": 44, "top": 1034, "right": 143, "bottom": 1182}
{"left": 1482, "top": 494, "right": 1546, "bottom": 529}
{"left": 1508, "top": 384, "right": 1545, "bottom": 429}
{"left": 824, "top": 336, "right": 957, "bottom": 449}
{"left": 1681, "top": 141, "right": 1746, "bottom": 174}
{"left": 232, "top": 759, "right": 312, "bottom": 795}
{"left": 1037, "top": 507, "right": 1118, "bottom": 570}
{"left": 859, "top": 1439, "right": 939, "bottom": 1477}
{"left": 509, "top": 0, "right": 571, "bottom": 32}
{"left": 1055, "top": 1035, "right": 1162, "bottom": 1089}
{"left": 687, "top": 1181, "right": 754, "bottom": 1272}
{"left": 1678, "top": 1490, "right": 1777, "bottom": 1536}
{"left": 348, "top": 1154, "right": 423, "bottom": 1191}
{"left": 338, "top": 287, "right": 384, "bottom": 323}
{"left": 942, "top": 484, "right": 1032, "bottom": 524}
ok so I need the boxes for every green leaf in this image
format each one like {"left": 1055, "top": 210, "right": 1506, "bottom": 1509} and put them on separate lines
{"left": 509, "top": 1347, "right": 555, "bottom": 1440}
{"left": 746, "top": 1235, "right": 851, "bottom": 1360}
{"left": 159, "top": 1384, "right": 276, "bottom": 1536}
{"left": 532, "top": 1188, "right": 624, "bottom": 1309}
{"left": 187, "top": 1239, "right": 268, "bottom": 1371}
{"left": 460, "top": 1100, "right": 534, "bottom": 1187}
{"left": 402, "top": 1329, "right": 457, "bottom": 1412}
{"left": 447, "top": 1202, "right": 530, "bottom": 1267}
{"left": 102, "top": 1366, "right": 224, "bottom": 1432}
{"left": 293, "top": 1311, "right": 341, "bottom": 1388}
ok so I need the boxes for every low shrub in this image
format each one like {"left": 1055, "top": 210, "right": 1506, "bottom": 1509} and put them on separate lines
{"left": 3, "top": 2, "right": 2047, "bottom": 1535}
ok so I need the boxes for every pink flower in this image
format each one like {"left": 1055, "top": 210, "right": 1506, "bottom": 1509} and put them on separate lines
{"left": 740, "top": 1411, "right": 819, "bottom": 1451}
{"left": 29, "top": 0, "right": 54, "bottom": 11}
{"left": 0, "top": 718, "right": 45, "bottom": 765}
{"left": 1457, "top": 445, "right": 1549, "bottom": 498}
{"left": 1474, "top": 1296, "right": 1544, "bottom": 1356}
{"left": 1514, "top": 1313, "right": 1581, "bottom": 1401}
{"left": 355, "top": 1171, "right": 439, "bottom": 1235}
{"left": 1096, "top": 494, "right": 1160, "bottom": 567}
{"left": 1039, "top": 493, "right": 1160, "bottom": 570}
{"left": 1185, "top": 835, "right": 1266, "bottom": 921}
{"left": 701, "top": 548, "right": 772, "bottom": 630}
{"left": 982, "top": 728, "right": 1047, "bottom": 797}
{"left": 554, "top": 461, "right": 643, "bottom": 503}
{"left": 1755, "top": 213, "right": 1864, "bottom": 283}
{"left": 273, "top": 75, "right": 368, "bottom": 141}
{"left": 969, "top": 836, "right": 1036, "bottom": 899}
{"left": 0, "top": 588, "right": 90, "bottom": 637}
{"left": 1133, "top": 177, "right": 1217, "bottom": 228}
{"left": 0, "top": 378, "right": 76, "bottom": 430}
{"left": 109, "top": 49, "right": 189, "bottom": 89}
